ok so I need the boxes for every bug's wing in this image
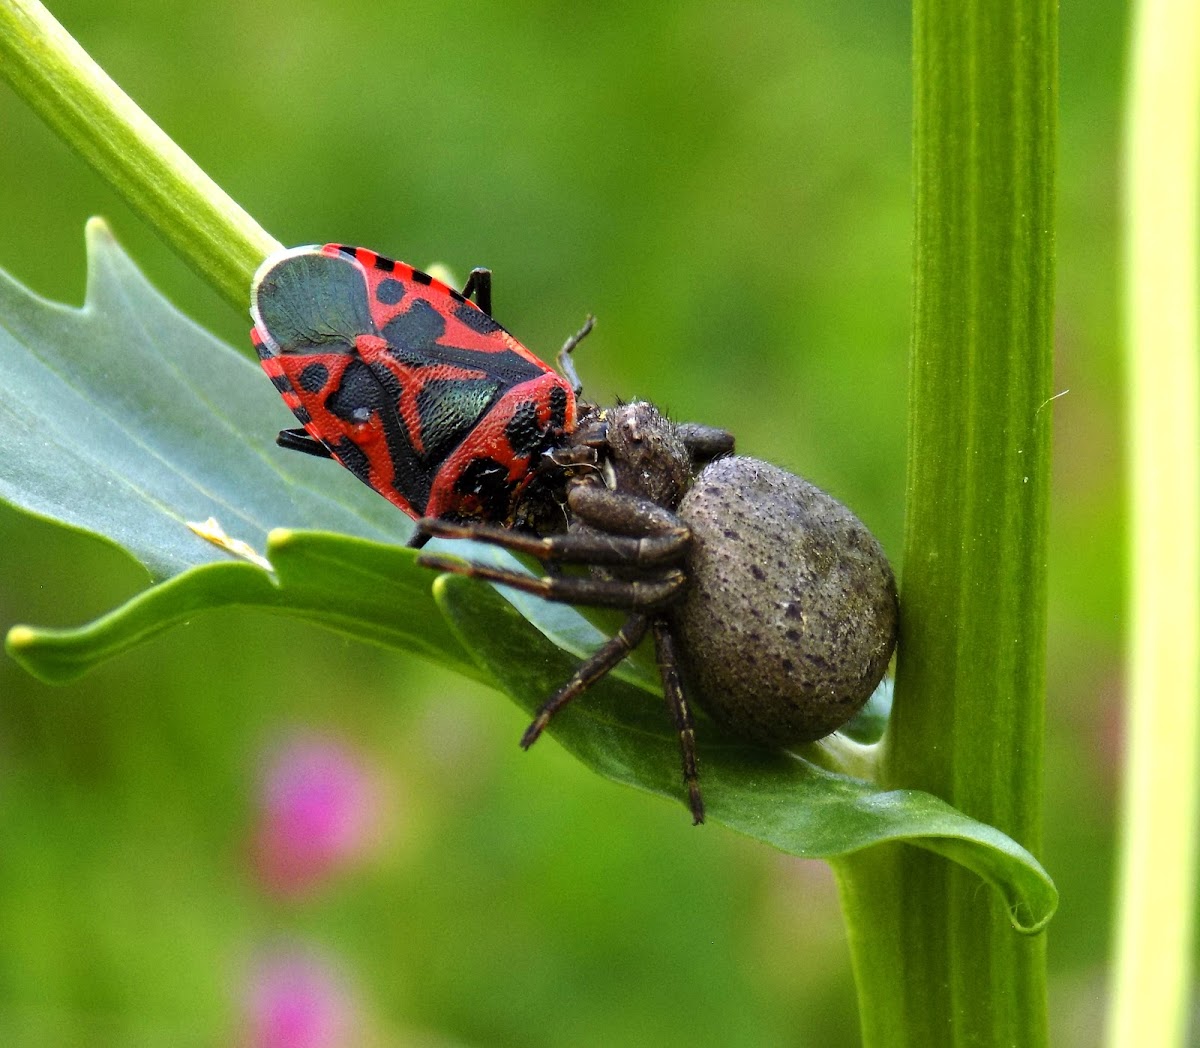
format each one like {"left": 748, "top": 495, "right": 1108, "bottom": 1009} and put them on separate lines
{"left": 251, "top": 246, "right": 432, "bottom": 516}
{"left": 251, "top": 246, "right": 377, "bottom": 355}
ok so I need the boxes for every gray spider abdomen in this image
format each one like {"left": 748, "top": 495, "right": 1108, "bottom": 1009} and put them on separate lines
{"left": 672, "top": 456, "right": 898, "bottom": 747}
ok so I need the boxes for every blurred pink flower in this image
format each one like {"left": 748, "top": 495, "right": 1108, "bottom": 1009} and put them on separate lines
{"left": 253, "top": 730, "right": 382, "bottom": 897}
{"left": 242, "top": 947, "right": 357, "bottom": 1048}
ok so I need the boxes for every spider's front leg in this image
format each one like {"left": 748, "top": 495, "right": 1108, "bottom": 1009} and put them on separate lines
{"left": 675, "top": 422, "right": 735, "bottom": 463}
{"left": 415, "top": 485, "right": 693, "bottom": 610}
{"left": 416, "top": 538, "right": 686, "bottom": 609}
{"left": 415, "top": 485, "right": 707, "bottom": 822}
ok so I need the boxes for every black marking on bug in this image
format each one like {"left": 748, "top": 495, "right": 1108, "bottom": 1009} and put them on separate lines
{"left": 504, "top": 400, "right": 545, "bottom": 457}
{"left": 448, "top": 286, "right": 466, "bottom": 303}
{"left": 298, "top": 362, "right": 330, "bottom": 394}
{"left": 269, "top": 372, "right": 292, "bottom": 395}
{"left": 293, "top": 405, "right": 312, "bottom": 425}
{"left": 325, "top": 358, "right": 432, "bottom": 512}
{"left": 376, "top": 278, "right": 406, "bottom": 305}
{"left": 549, "top": 385, "right": 569, "bottom": 430}
{"left": 453, "top": 457, "right": 517, "bottom": 520}
{"left": 373, "top": 255, "right": 396, "bottom": 273}
{"left": 415, "top": 378, "right": 503, "bottom": 466}
{"left": 409, "top": 268, "right": 434, "bottom": 287}
{"left": 380, "top": 300, "right": 545, "bottom": 386}
{"left": 380, "top": 299, "right": 447, "bottom": 366}
{"left": 330, "top": 436, "right": 372, "bottom": 487}
{"left": 453, "top": 301, "right": 502, "bottom": 336}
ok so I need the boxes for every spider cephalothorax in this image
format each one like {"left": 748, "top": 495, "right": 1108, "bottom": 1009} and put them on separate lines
{"left": 417, "top": 401, "right": 898, "bottom": 824}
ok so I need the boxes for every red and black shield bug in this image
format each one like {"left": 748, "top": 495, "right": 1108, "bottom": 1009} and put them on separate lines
{"left": 250, "top": 244, "right": 579, "bottom": 538}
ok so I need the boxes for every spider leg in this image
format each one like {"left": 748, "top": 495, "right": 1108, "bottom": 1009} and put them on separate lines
{"left": 520, "top": 614, "right": 650, "bottom": 749}
{"left": 675, "top": 422, "right": 735, "bottom": 462}
{"left": 417, "top": 553, "right": 686, "bottom": 610}
{"left": 417, "top": 516, "right": 688, "bottom": 567}
{"left": 565, "top": 486, "right": 686, "bottom": 538}
{"left": 652, "top": 617, "right": 704, "bottom": 824}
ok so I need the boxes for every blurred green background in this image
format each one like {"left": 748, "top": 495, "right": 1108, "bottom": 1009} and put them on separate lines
{"left": 0, "top": 1, "right": 1130, "bottom": 1044}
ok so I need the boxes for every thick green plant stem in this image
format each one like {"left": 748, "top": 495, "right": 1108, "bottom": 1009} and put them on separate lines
{"left": 835, "top": 2, "right": 1056, "bottom": 1046}
{"left": 0, "top": 0, "right": 279, "bottom": 309}
{"left": 1109, "top": 0, "right": 1200, "bottom": 1044}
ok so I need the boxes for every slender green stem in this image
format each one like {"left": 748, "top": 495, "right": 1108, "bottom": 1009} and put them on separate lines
{"left": 835, "top": 2, "right": 1056, "bottom": 1045}
{"left": 0, "top": 0, "right": 279, "bottom": 309}
{"left": 1108, "top": 1, "right": 1200, "bottom": 1044}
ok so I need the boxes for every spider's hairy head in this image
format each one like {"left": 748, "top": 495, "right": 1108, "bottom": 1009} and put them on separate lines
{"left": 600, "top": 401, "right": 693, "bottom": 510}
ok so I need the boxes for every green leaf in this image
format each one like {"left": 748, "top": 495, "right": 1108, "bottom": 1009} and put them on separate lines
{"left": 7, "top": 530, "right": 479, "bottom": 685}
{"left": 0, "top": 218, "right": 411, "bottom": 581}
{"left": 433, "top": 573, "right": 1058, "bottom": 934}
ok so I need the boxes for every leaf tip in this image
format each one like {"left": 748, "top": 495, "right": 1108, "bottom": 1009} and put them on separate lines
{"left": 5, "top": 624, "right": 37, "bottom": 654}
{"left": 430, "top": 568, "right": 484, "bottom": 605}
{"left": 1007, "top": 891, "right": 1058, "bottom": 935}
{"left": 424, "top": 262, "right": 458, "bottom": 288}
{"left": 84, "top": 215, "right": 116, "bottom": 247}
{"left": 3, "top": 625, "right": 77, "bottom": 685}
{"left": 266, "top": 527, "right": 297, "bottom": 549}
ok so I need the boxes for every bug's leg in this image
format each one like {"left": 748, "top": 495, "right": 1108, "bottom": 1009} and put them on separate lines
{"left": 651, "top": 617, "right": 704, "bottom": 824}
{"left": 675, "top": 422, "right": 735, "bottom": 463}
{"left": 405, "top": 530, "right": 432, "bottom": 551}
{"left": 416, "top": 552, "right": 686, "bottom": 610}
{"left": 460, "top": 268, "right": 493, "bottom": 316}
{"left": 276, "top": 428, "right": 334, "bottom": 459}
{"left": 556, "top": 315, "right": 595, "bottom": 398}
{"left": 521, "top": 614, "right": 650, "bottom": 748}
